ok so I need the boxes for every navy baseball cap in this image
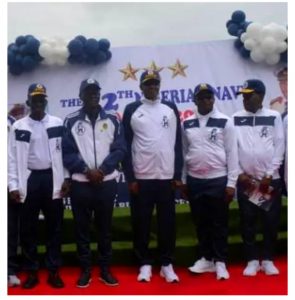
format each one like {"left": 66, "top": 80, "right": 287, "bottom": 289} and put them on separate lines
{"left": 140, "top": 70, "right": 161, "bottom": 84}
{"left": 237, "top": 79, "right": 266, "bottom": 95}
{"left": 28, "top": 83, "right": 47, "bottom": 97}
{"left": 79, "top": 78, "right": 101, "bottom": 95}
{"left": 194, "top": 83, "right": 215, "bottom": 96}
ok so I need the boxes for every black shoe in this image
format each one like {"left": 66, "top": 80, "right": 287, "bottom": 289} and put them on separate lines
{"left": 77, "top": 270, "right": 91, "bottom": 288}
{"left": 47, "top": 271, "right": 64, "bottom": 288}
{"left": 22, "top": 271, "right": 39, "bottom": 289}
{"left": 100, "top": 269, "right": 119, "bottom": 286}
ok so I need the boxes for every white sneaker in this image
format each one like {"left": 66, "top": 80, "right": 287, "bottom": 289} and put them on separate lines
{"left": 160, "top": 264, "right": 179, "bottom": 283}
{"left": 8, "top": 275, "right": 21, "bottom": 287}
{"left": 137, "top": 265, "right": 152, "bottom": 282}
{"left": 243, "top": 260, "right": 260, "bottom": 276}
{"left": 188, "top": 257, "right": 215, "bottom": 273}
{"left": 261, "top": 260, "right": 280, "bottom": 275}
{"left": 216, "top": 262, "right": 230, "bottom": 280}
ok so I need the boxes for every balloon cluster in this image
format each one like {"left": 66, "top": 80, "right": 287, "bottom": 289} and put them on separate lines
{"left": 8, "top": 35, "right": 43, "bottom": 75}
{"left": 8, "top": 35, "right": 112, "bottom": 76}
{"left": 227, "top": 10, "right": 288, "bottom": 65}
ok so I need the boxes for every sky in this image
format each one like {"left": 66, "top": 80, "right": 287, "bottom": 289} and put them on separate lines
{"left": 7, "top": 2, "right": 288, "bottom": 47}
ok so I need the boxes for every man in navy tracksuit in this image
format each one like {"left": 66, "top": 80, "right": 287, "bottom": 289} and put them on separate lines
{"left": 182, "top": 83, "right": 239, "bottom": 280}
{"left": 8, "top": 83, "right": 69, "bottom": 289}
{"left": 122, "top": 70, "right": 183, "bottom": 283}
{"left": 62, "top": 78, "right": 126, "bottom": 288}
{"left": 234, "top": 79, "right": 285, "bottom": 276}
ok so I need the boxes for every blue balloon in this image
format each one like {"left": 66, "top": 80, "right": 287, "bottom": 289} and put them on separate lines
{"left": 240, "top": 21, "right": 252, "bottom": 31}
{"left": 68, "top": 39, "right": 84, "bottom": 55}
{"left": 231, "top": 10, "right": 246, "bottom": 24}
{"left": 228, "top": 23, "right": 239, "bottom": 36}
{"left": 280, "top": 50, "right": 287, "bottom": 63}
{"left": 85, "top": 38, "right": 99, "bottom": 55}
{"left": 15, "top": 35, "right": 26, "bottom": 46}
{"left": 95, "top": 50, "right": 107, "bottom": 63}
{"left": 8, "top": 50, "right": 15, "bottom": 66}
{"left": 19, "top": 44, "right": 27, "bottom": 54}
{"left": 9, "top": 44, "right": 19, "bottom": 54}
{"left": 26, "top": 38, "right": 40, "bottom": 54}
{"left": 25, "top": 34, "right": 35, "bottom": 40}
{"left": 226, "top": 20, "right": 234, "bottom": 28}
{"left": 240, "top": 46, "right": 251, "bottom": 59}
{"left": 234, "top": 38, "right": 243, "bottom": 50}
{"left": 98, "top": 39, "right": 110, "bottom": 51}
{"left": 15, "top": 54, "right": 23, "bottom": 65}
{"left": 75, "top": 35, "right": 87, "bottom": 46}
{"left": 9, "top": 64, "right": 23, "bottom": 76}
{"left": 105, "top": 50, "right": 112, "bottom": 61}
{"left": 237, "top": 29, "right": 245, "bottom": 38}
{"left": 68, "top": 54, "right": 85, "bottom": 64}
{"left": 22, "top": 56, "right": 37, "bottom": 71}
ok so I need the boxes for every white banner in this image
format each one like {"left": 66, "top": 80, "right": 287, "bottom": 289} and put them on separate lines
{"left": 8, "top": 39, "right": 286, "bottom": 121}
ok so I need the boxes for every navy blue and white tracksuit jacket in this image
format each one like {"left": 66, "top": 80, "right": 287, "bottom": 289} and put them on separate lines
{"left": 233, "top": 108, "right": 285, "bottom": 180}
{"left": 8, "top": 114, "right": 67, "bottom": 202}
{"left": 122, "top": 98, "right": 183, "bottom": 181}
{"left": 62, "top": 108, "right": 127, "bottom": 182}
{"left": 182, "top": 107, "right": 239, "bottom": 188}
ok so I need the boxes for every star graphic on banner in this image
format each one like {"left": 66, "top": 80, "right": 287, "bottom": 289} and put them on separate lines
{"left": 119, "top": 63, "right": 140, "bottom": 81}
{"left": 144, "top": 61, "right": 164, "bottom": 73}
{"left": 168, "top": 59, "right": 188, "bottom": 78}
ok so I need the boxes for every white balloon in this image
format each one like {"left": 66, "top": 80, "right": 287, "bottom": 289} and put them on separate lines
{"left": 244, "top": 38, "right": 257, "bottom": 51}
{"left": 250, "top": 48, "right": 265, "bottom": 63}
{"left": 240, "top": 32, "right": 248, "bottom": 43}
{"left": 261, "top": 36, "right": 277, "bottom": 54}
{"left": 276, "top": 41, "right": 288, "bottom": 53}
{"left": 38, "top": 43, "right": 51, "bottom": 58}
{"left": 265, "top": 53, "right": 280, "bottom": 65}
{"left": 246, "top": 23, "right": 263, "bottom": 40}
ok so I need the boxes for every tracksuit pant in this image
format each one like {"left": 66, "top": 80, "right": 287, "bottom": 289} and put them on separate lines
{"left": 187, "top": 175, "right": 229, "bottom": 262}
{"left": 130, "top": 179, "right": 176, "bottom": 266}
{"left": 237, "top": 179, "right": 282, "bottom": 261}
{"left": 21, "top": 169, "right": 64, "bottom": 272}
{"left": 70, "top": 179, "right": 117, "bottom": 271}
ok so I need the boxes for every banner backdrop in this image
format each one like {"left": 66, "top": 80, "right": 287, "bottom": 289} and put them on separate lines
{"left": 8, "top": 39, "right": 286, "bottom": 206}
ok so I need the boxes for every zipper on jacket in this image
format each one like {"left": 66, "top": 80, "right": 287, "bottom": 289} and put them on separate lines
{"left": 91, "top": 121, "right": 98, "bottom": 169}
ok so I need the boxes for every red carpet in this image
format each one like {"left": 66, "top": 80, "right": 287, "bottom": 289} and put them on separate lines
{"left": 8, "top": 256, "right": 287, "bottom": 295}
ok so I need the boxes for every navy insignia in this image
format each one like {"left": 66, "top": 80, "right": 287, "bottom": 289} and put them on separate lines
{"left": 162, "top": 116, "right": 169, "bottom": 128}
{"left": 76, "top": 121, "right": 86, "bottom": 136}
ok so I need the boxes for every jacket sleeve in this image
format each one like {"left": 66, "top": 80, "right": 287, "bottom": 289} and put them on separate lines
{"left": 224, "top": 118, "right": 239, "bottom": 188}
{"left": 99, "top": 115, "right": 127, "bottom": 175}
{"left": 122, "top": 105, "right": 136, "bottom": 182}
{"left": 8, "top": 125, "right": 19, "bottom": 192}
{"left": 266, "top": 114, "right": 285, "bottom": 176}
{"left": 62, "top": 118, "right": 88, "bottom": 174}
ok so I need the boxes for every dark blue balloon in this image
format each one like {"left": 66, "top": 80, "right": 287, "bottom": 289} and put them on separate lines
{"left": 280, "top": 50, "right": 287, "bottom": 63}
{"left": 240, "top": 46, "right": 251, "bottom": 59}
{"left": 68, "top": 39, "right": 84, "bottom": 55}
{"left": 240, "top": 21, "right": 252, "bottom": 31}
{"left": 9, "top": 44, "right": 19, "bottom": 54}
{"left": 26, "top": 38, "right": 40, "bottom": 54}
{"left": 8, "top": 51, "right": 15, "bottom": 66}
{"left": 237, "top": 29, "right": 245, "bottom": 38}
{"left": 15, "top": 54, "right": 23, "bottom": 65}
{"left": 19, "top": 44, "right": 27, "bottom": 54}
{"left": 75, "top": 35, "right": 87, "bottom": 45}
{"left": 98, "top": 39, "right": 110, "bottom": 51}
{"left": 231, "top": 10, "right": 246, "bottom": 24}
{"left": 22, "top": 56, "right": 37, "bottom": 71}
{"left": 9, "top": 64, "right": 23, "bottom": 76}
{"left": 226, "top": 20, "right": 234, "bottom": 28}
{"left": 105, "top": 50, "right": 112, "bottom": 61}
{"left": 85, "top": 38, "right": 99, "bottom": 55}
{"left": 228, "top": 23, "right": 239, "bottom": 36}
{"left": 15, "top": 36, "right": 26, "bottom": 46}
{"left": 68, "top": 54, "right": 85, "bottom": 64}
{"left": 95, "top": 50, "right": 107, "bottom": 63}
{"left": 234, "top": 38, "right": 243, "bottom": 50}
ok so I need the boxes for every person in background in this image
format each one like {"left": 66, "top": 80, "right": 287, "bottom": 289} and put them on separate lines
{"left": 8, "top": 114, "right": 21, "bottom": 287}
{"left": 183, "top": 83, "right": 238, "bottom": 280}
{"left": 233, "top": 79, "right": 285, "bottom": 276}
{"left": 62, "top": 78, "right": 126, "bottom": 288}
{"left": 122, "top": 70, "right": 183, "bottom": 283}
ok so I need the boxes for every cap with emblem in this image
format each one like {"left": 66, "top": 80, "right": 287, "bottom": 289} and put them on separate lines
{"left": 28, "top": 83, "right": 47, "bottom": 97}
{"left": 236, "top": 79, "right": 266, "bottom": 95}
{"left": 140, "top": 70, "right": 161, "bottom": 84}
{"left": 194, "top": 83, "right": 215, "bottom": 96}
{"left": 79, "top": 78, "right": 101, "bottom": 96}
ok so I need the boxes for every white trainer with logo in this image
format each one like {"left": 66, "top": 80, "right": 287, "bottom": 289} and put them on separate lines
{"left": 243, "top": 260, "right": 261, "bottom": 276}
{"left": 160, "top": 264, "right": 179, "bottom": 283}
{"left": 261, "top": 260, "right": 280, "bottom": 275}
{"left": 188, "top": 257, "right": 216, "bottom": 273}
{"left": 215, "top": 262, "right": 230, "bottom": 280}
{"left": 137, "top": 265, "right": 152, "bottom": 282}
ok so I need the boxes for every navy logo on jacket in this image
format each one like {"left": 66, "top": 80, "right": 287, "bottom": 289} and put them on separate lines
{"left": 162, "top": 116, "right": 169, "bottom": 128}
{"left": 209, "top": 128, "right": 218, "bottom": 143}
{"left": 76, "top": 121, "right": 86, "bottom": 135}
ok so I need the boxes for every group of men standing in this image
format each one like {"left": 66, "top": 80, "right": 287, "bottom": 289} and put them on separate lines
{"left": 8, "top": 70, "right": 287, "bottom": 289}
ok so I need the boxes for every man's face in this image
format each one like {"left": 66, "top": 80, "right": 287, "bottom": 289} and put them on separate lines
{"left": 195, "top": 92, "right": 214, "bottom": 115}
{"left": 140, "top": 80, "right": 160, "bottom": 100}
{"left": 242, "top": 92, "right": 263, "bottom": 113}
{"left": 28, "top": 95, "right": 47, "bottom": 114}
{"left": 81, "top": 85, "right": 100, "bottom": 110}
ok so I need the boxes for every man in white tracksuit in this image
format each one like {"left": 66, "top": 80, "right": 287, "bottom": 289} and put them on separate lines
{"left": 182, "top": 83, "right": 239, "bottom": 280}
{"left": 122, "top": 70, "right": 183, "bottom": 283}
{"left": 8, "top": 83, "right": 70, "bottom": 289}
{"left": 234, "top": 79, "right": 285, "bottom": 276}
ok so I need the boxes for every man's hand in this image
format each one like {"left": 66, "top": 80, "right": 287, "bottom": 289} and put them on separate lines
{"left": 60, "top": 179, "right": 71, "bottom": 198}
{"left": 172, "top": 180, "right": 188, "bottom": 199}
{"left": 259, "top": 176, "right": 272, "bottom": 194}
{"left": 128, "top": 181, "right": 139, "bottom": 195}
{"left": 225, "top": 187, "right": 235, "bottom": 204}
{"left": 238, "top": 173, "right": 255, "bottom": 192}
{"left": 9, "top": 190, "right": 21, "bottom": 203}
{"left": 85, "top": 169, "right": 104, "bottom": 185}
